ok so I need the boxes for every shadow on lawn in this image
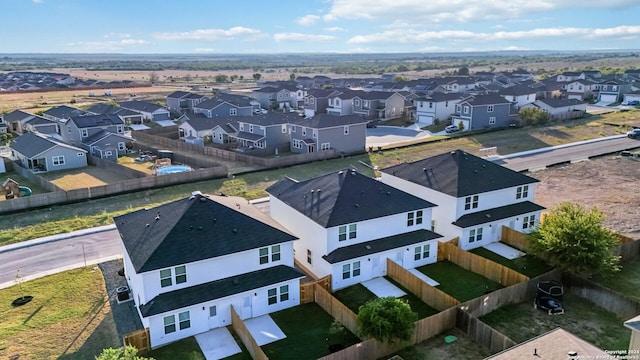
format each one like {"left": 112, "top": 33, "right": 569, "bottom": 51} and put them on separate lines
{"left": 58, "top": 312, "right": 120, "bottom": 360}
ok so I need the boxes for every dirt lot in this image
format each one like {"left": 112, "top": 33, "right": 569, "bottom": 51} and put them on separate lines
{"left": 41, "top": 167, "right": 135, "bottom": 190}
{"left": 532, "top": 154, "right": 640, "bottom": 239}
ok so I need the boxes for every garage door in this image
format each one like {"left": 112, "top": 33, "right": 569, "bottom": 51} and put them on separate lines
{"left": 599, "top": 94, "right": 617, "bottom": 104}
{"left": 418, "top": 115, "right": 434, "bottom": 125}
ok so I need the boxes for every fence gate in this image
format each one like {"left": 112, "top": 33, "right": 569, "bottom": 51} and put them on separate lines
{"left": 123, "top": 327, "right": 150, "bottom": 353}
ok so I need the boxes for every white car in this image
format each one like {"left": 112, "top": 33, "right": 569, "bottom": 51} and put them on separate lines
{"left": 445, "top": 125, "right": 460, "bottom": 133}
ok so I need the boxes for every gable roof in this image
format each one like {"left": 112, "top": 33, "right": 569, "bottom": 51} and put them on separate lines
{"left": 10, "top": 132, "right": 86, "bottom": 158}
{"left": 419, "top": 92, "right": 465, "bottom": 102}
{"left": 86, "top": 104, "right": 140, "bottom": 117}
{"left": 497, "top": 85, "right": 536, "bottom": 97}
{"left": 266, "top": 169, "right": 436, "bottom": 228}
{"left": 118, "top": 100, "right": 167, "bottom": 113}
{"left": 381, "top": 150, "right": 539, "bottom": 198}
{"left": 536, "top": 98, "right": 585, "bottom": 108}
{"left": 306, "top": 88, "right": 338, "bottom": 98}
{"left": 453, "top": 201, "right": 545, "bottom": 228}
{"left": 42, "top": 105, "right": 89, "bottom": 119}
{"left": 115, "top": 193, "right": 297, "bottom": 273}
{"left": 294, "top": 114, "right": 368, "bottom": 129}
{"left": 166, "top": 90, "right": 191, "bottom": 99}
{"left": 487, "top": 328, "right": 607, "bottom": 359}
{"left": 459, "top": 94, "right": 512, "bottom": 106}
{"left": 3, "top": 110, "right": 35, "bottom": 122}
{"left": 353, "top": 91, "right": 398, "bottom": 101}
{"left": 83, "top": 130, "right": 132, "bottom": 145}
{"left": 69, "top": 114, "right": 124, "bottom": 128}
{"left": 236, "top": 112, "right": 301, "bottom": 126}
{"left": 183, "top": 116, "right": 237, "bottom": 132}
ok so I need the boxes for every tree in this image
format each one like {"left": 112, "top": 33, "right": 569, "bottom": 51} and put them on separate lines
{"left": 527, "top": 202, "right": 620, "bottom": 277}
{"left": 252, "top": 73, "right": 262, "bottom": 81}
{"left": 457, "top": 66, "right": 470, "bottom": 76}
{"left": 289, "top": 73, "right": 296, "bottom": 81}
{"left": 148, "top": 72, "right": 159, "bottom": 84}
{"left": 519, "top": 107, "right": 549, "bottom": 126}
{"left": 96, "top": 345, "right": 153, "bottom": 360}
{"left": 356, "top": 297, "right": 417, "bottom": 343}
{"left": 214, "top": 74, "right": 229, "bottom": 83}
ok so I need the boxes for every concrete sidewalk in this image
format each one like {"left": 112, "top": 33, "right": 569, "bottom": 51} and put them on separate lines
{"left": 0, "top": 224, "right": 117, "bottom": 254}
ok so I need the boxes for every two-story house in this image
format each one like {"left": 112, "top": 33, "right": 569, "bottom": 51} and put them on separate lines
{"left": 326, "top": 90, "right": 359, "bottom": 116}
{"left": 380, "top": 150, "right": 545, "bottom": 250}
{"left": 177, "top": 113, "right": 237, "bottom": 145}
{"left": 41, "top": 105, "right": 90, "bottom": 124}
{"left": 166, "top": 91, "right": 207, "bottom": 114}
{"left": 62, "top": 114, "right": 132, "bottom": 161}
{"left": 252, "top": 86, "right": 294, "bottom": 110}
{"left": 118, "top": 101, "right": 171, "bottom": 122}
{"left": 414, "top": 93, "right": 463, "bottom": 125}
{"left": 352, "top": 91, "right": 405, "bottom": 121}
{"left": 86, "top": 103, "right": 144, "bottom": 126}
{"left": 116, "top": 192, "right": 304, "bottom": 348}
{"left": 597, "top": 80, "right": 633, "bottom": 104}
{"left": 288, "top": 114, "right": 367, "bottom": 154}
{"left": 267, "top": 169, "right": 442, "bottom": 291}
{"left": 229, "top": 113, "right": 301, "bottom": 153}
{"left": 193, "top": 94, "right": 256, "bottom": 118}
{"left": 497, "top": 85, "right": 537, "bottom": 108}
{"left": 303, "top": 89, "right": 340, "bottom": 118}
{"left": 451, "top": 94, "right": 513, "bottom": 130}
{"left": 565, "top": 80, "right": 597, "bottom": 101}
{"left": 3, "top": 110, "right": 58, "bottom": 135}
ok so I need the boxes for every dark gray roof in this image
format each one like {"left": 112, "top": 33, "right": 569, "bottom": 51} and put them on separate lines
{"left": 354, "top": 91, "right": 397, "bottom": 101}
{"left": 69, "top": 114, "right": 124, "bottom": 128}
{"left": 295, "top": 114, "right": 368, "bottom": 129}
{"left": 166, "top": 91, "right": 191, "bottom": 99}
{"left": 118, "top": 100, "right": 167, "bottom": 113}
{"left": 115, "top": 193, "right": 298, "bottom": 273}
{"left": 420, "top": 92, "right": 465, "bottom": 102}
{"left": 237, "top": 113, "right": 301, "bottom": 126}
{"left": 10, "top": 132, "right": 84, "bottom": 158}
{"left": 3, "top": 110, "right": 35, "bottom": 122}
{"left": 453, "top": 201, "right": 546, "bottom": 228}
{"left": 306, "top": 89, "right": 338, "bottom": 98}
{"left": 139, "top": 265, "right": 304, "bottom": 317}
{"left": 323, "top": 229, "right": 442, "bottom": 263}
{"left": 24, "top": 115, "right": 55, "bottom": 126}
{"left": 459, "top": 94, "right": 512, "bottom": 106}
{"left": 184, "top": 116, "right": 235, "bottom": 132}
{"left": 86, "top": 103, "right": 119, "bottom": 115}
{"left": 83, "top": 131, "right": 131, "bottom": 145}
{"left": 266, "top": 169, "right": 436, "bottom": 228}
{"left": 537, "top": 98, "right": 585, "bottom": 108}
{"left": 42, "top": 105, "right": 89, "bottom": 119}
{"left": 233, "top": 132, "right": 265, "bottom": 141}
{"left": 498, "top": 85, "right": 537, "bottom": 96}
{"left": 381, "top": 150, "right": 539, "bottom": 198}
{"left": 193, "top": 98, "right": 224, "bottom": 110}
{"left": 216, "top": 93, "right": 255, "bottom": 107}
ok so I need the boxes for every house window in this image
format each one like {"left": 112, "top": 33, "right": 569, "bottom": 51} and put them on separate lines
{"left": 321, "top": 143, "right": 330, "bottom": 151}
{"left": 342, "top": 261, "right": 361, "bottom": 279}
{"left": 280, "top": 285, "right": 289, "bottom": 302}
{"left": 355, "top": 99, "right": 360, "bottom": 106}
{"left": 363, "top": 100, "right": 369, "bottom": 108}
{"left": 259, "top": 245, "right": 281, "bottom": 264}
{"left": 230, "top": 108, "right": 237, "bottom": 116}
{"left": 523, "top": 215, "right": 536, "bottom": 229}
{"left": 163, "top": 315, "right": 176, "bottom": 334}
{"left": 344, "top": 126, "right": 349, "bottom": 135}
{"left": 313, "top": 129, "right": 317, "bottom": 138}
{"left": 307, "top": 249, "right": 312, "bottom": 264}
{"left": 489, "top": 117, "right": 496, "bottom": 125}
{"left": 249, "top": 125, "right": 254, "bottom": 133}
{"left": 302, "top": 127, "right": 307, "bottom": 136}
{"left": 469, "top": 228, "right": 483, "bottom": 243}
{"left": 268, "top": 285, "right": 289, "bottom": 305}
{"left": 291, "top": 126, "right": 296, "bottom": 133}
{"left": 118, "top": 142, "right": 125, "bottom": 151}
{"left": 516, "top": 185, "right": 529, "bottom": 199}
{"left": 414, "top": 244, "right": 430, "bottom": 261}
{"left": 52, "top": 156, "right": 65, "bottom": 166}
{"left": 81, "top": 129, "right": 88, "bottom": 137}
{"left": 310, "top": 98, "right": 315, "bottom": 104}
{"left": 353, "top": 261, "right": 361, "bottom": 277}
{"left": 464, "top": 195, "right": 479, "bottom": 210}
{"left": 160, "top": 269, "right": 172, "bottom": 287}
{"left": 463, "top": 106, "right": 470, "bottom": 114}
{"left": 178, "top": 311, "right": 190, "bottom": 330}
{"left": 105, "top": 151, "right": 113, "bottom": 157}
{"left": 259, "top": 247, "right": 269, "bottom": 264}
{"left": 239, "top": 124, "right": 244, "bottom": 131}
{"left": 487, "top": 105, "right": 494, "bottom": 112}
{"left": 419, "top": 102, "right": 424, "bottom": 108}
{"left": 348, "top": 224, "right": 356, "bottom": 239}
{"left": 456, "top": 105, "right": 461, "bottom": 113}
{"left": 282, "top": 124, "right": 287, "bottom": 133}
{"left": 209, "top": 306, "right": 217, "bottom": 317}
{"left": 77, "top": 152, "right": 84, "bottom": 156}
{"left": 117, "top": 125, "right": 123, "bottom": 133}
{"left": 612, "top": 86, "right": 618, "bottom": 91}
{"left": 429, "top": 102, "right": 433, "bottom": 108}
{"left": 292, "top": 139, "right": 302, "bottom": 149}
{"left": 338, "top": 223, "right": 357, "bottom": 241}
{"left": 272, "top": 245, "right": 281, "bottom": 262}
{"left": 175, "top": 265, "right": 186, "bottom": 284}
{"left": 407, "top": 210, "right": 423, "bottom": 226}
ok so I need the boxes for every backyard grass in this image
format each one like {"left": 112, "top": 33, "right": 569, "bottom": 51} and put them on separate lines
{"left": 261, "top": 303, "right": 361, "bottom": 360}
{"left": 421, "top": 120, "right": 451, "bottom": 133}
{"left": 593, "top": 257, "right": 640, "bottom": 302}
{"left": 469, "top": 247, "right": 554, "bottom": 278}
{"left": 0, "top": 268, "right": 119, "bottom": 360}
{"left": 41, "top": 166, "right": 134, "bottom": 190}
{"left": 387, "top": 328, "right": 491, "bottom": 360}
{"left": 480, "top": 293, "right": 630, "bottom": 351}
{"left": 147, "top": 336, "right": 206, "bottom": 360}
{"left": 417, "top": 261, "right": 504, "bottom": 302}
{"left": 0, "top": 170, "right": 50, "bottom": 198}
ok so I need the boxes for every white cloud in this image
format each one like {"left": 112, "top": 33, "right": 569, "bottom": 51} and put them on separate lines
{"left": 347, "top": 25, "right": 640, "bottom": 44}
{"left": 296, "top": 14, "right": 321, "bottom": 26}
{"left": 273, "top": 33, "right": 336, "bottom": 42}
{"left": 324, "top": 0, "right": 637, "bottom": 24}
{"left": 65, "top": 39, "right": 148, "bottom": 52}
{"left": 195, "top": 48, "right": 216, "bottom": 53}
{"left": 153, "top": 27, "right": 263, "bottom": 41}
{"left": 324, "top": 26, "right": 345, "bottom": 32}
{"left": 103, "top": 33, "right": 131, "bottom": 39}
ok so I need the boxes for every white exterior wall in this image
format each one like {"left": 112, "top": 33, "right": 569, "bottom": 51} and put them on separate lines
{"left": 458, "top": 210, "right": 542, "bottom": 250}
{"left": 147, "top": 278, "right": 300, "bottom": 348}
{"left": 331, "top": 239, "right": 438, "bottom": 290}
{"left": 453, "top": 184, "right": 537, "bottom": 220}
{"left": 122, "top": 243, "right": 146, "bottom": 307}
{"left": 137, "top": 242, "right": 294, "bottom": 304}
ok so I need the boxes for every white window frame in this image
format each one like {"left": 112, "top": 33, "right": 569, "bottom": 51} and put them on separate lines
{"left": 178, "top": 311, "right": 190, "bottom": 330}
{"left": 338, "top": 223, "right": 357, "bottom": 241}
{"left": 342, "top": 261, "right": 361, "bottom": 279}
{"left": 302, "top": 127, "right": 307, "bottom": 136}
{"left": 407, "top": 210, "right": 423, "bottom": 226}
{"left": 523, "top": 214, "right": 536, "bottom": 230}
{"left": 463, "top": 106, "right": 470, "bottom": 114}
{"left": 307, "top": 249, "right": 312, "bottom": 264}
{"left": 344, "top": 126, "right": 349, "bottom": 135}
{"left": 249, "top": 125, "right": 254, "bottom": 133}
{"left": 355, "top": 99, "right": 360, "bottom": 106}
{"left": 320, "top": 143, "right": 330, "bottom": 151}
{"left": 464, "top": 195, "right": 479, "bottom": 210}
{"left": 292, "top": 139, "right": 302, "bottom": 149}
{"left": 487, "top": 105, "right": 494, "bottom": 112}
{"left": 160, "top": 269, "right": 172, "bottom": 287}
{"left": 118, "top": 142, "right": 125, "bottom": 151}
{"left": 489, "top": 117, "right": 496, "bottom": 125}
{"left": 230, "top": 108, "right": 237, "bottom": 116}
{"left": 105, "top": 151, "right": 113, "bottom": 157}
{"left": 281, "top": 124, "right": 287, "bottom": 133}
{"left": 414, "top": 244, "right": 430, "bottom": 261}
{"left": 268, "top": 285, "right": 289, "bottom": 305}
{"left": 77, "top": 152, "right": 84, "bottom": 157}
{"left": 469, "top": 227, "right": 483, "bottom": 243}
{"left": 117, "top": 125, "right": 123, "bottom": 133}
{"left": 52, "top": 155, "right": 65, "bottom": 166}
{"left": 175, "top": 265, "right": 187, "bottom": 284}
{"left": 516, "top": 185, "right": 529, "bottom": 199}
{"left": 313, "top": 129, "right": 317, "bottom": 138}
{"left": 81, "top": 129, "right": 88, "bottom": 137}
{"left": 164, "top": 315, "right": 176, "bottom": 334}
{"left": 259, "top": 245, "right": 281, "bottom": 264}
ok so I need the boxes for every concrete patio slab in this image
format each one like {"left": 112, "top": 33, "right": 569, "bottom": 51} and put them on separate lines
{"left": 409, "top": 268, "right": 440, "bottom": 286}
{"left": 244, "top": 314, "right": 286, "bottom": 346}
{"left": 195, "top": 327, "right": 241, "bottom": 360}
{"left": 128, "top": 124, "right": 150, "bottom": 130}
{"left": 483, "top": 242, "right": 525, "bottom": 260}
{"left": 155, "top": 120, "right": 176, "bottom": 127}
{"left": 362, "top": 277, "right": 406, "bottom": 298}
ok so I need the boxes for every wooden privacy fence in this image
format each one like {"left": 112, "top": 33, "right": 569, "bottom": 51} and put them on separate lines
{"left": 500, "top": 226, "right": 531, "bottom": 252}
{"left": 386, "top": 258, "right": 459, "bottom": 311}
{"left": 123, "top": 328, "right": 150, "bottom": 354}
{"left": 439, "top": 241, "right": 529, "bottom": 287}
{"left": 563, "top": 273, "right": 640, "bottom": 320}
{"left": 614, "top": 234, "right": 640, "bottom": 263}
{"left": 456, "top": 308, "right": 516, "bottom": 354}
{"left": 314, "top": 283, "right": 358, "bottom": 335}
{"left": 231, "top": 306, "right": 269, "bottom": 360}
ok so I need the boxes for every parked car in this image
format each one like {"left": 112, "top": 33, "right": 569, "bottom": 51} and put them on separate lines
{"left": 445, "top": 124, "right": 460, "bottom": 133}
{"left": 366, "top": 120, "right": 378, "bottom": 128}
{"left": 627, "top": 128, "right": 640, "bottom": 139}
{"left": 622, "top": 100, "right": 640, "bottom": 106}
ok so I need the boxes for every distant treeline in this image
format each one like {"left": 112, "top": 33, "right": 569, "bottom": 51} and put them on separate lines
{"left": 0, "top": 52, "right": 638, "bottom": 74}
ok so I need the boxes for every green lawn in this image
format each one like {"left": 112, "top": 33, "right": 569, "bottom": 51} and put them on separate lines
{"left": 387, "top": 328, "right": 491, "bottom": 360}
{"left": 148, "top": 337, "right": 206, "bottom": 360}
{"left": 469, "top": 247, "right": 554, "bottom": 278}
{"left": 593, "top": 257, "right": 640, "bottom": 302}
{"left": 480, "top": 293, "right": 630, "bottom": 351}
{"left": 0, "top": 268, "right": 118, "bottom": 360}
{"left": 421, "top": 120, "right": 451, "bottom": 133}
{"left": 261, "top": 303, "right": 361, "bottom": 360}
{"left": 417, "top": 261, "right": 504, "bottom": 302}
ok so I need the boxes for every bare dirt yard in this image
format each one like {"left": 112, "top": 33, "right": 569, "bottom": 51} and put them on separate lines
{"left": 41, "top": 167, "right": 135, "bottom": 190}
{"left": 532, "top": 154, "right": 640, "bottom": 239}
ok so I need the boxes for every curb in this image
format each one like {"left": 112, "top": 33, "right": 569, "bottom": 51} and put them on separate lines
{"left": 493, "top": 134, "right": 627, "bottom": 160}
{"left": 0, "top": 224, "right": 117, "bottom": 254}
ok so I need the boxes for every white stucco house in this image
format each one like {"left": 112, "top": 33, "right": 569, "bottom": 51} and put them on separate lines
{"left": 380, "top": 150, "right": 545, "bottom": 251}
{"left": 266, "top": 169, "right": 442, "bottom": 291}
{"left": 115, "top": 193, "right": 304, "bottom": 348}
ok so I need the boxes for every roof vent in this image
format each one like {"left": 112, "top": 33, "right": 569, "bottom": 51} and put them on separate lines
{"left": 354, "top": 203, "right": 360, "bottom": 208}
{"left": 422, "top": 168, "right": 427, "bottom": 172}
{"left": 145, "top": 223, "right": 150, "bottom": 227}
{"left": 233, "top": 228, "right": 238, "bottom": 233}
{"left": 568, "top": 351, "right": 578, "bottom": 357}
{"left": 233, "top": 279, "right": 239, "bottom": 285}
{"left": 365, "top": 245, "right": 372, "bottom": 250}
{"left": 199, "top": 197, "right": 206, "bottom": 202}
{"left": 198, "top": 226, "right": 203, "bottom": 231}
{"left": 473, "top": 170, "right": 478, "bottom": 173}
{"left": 386, "top": 191, "right": 391, "bottom": 195}
{"left": 485, "top": 214, "right": 491, "bottom": 218}
{"left": 155, "top": 215, "right": 160, "bottom": 221}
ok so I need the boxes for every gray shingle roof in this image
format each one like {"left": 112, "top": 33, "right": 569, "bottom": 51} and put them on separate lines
{"left": 536, "top": 98, "right": 585, "bottom": 108}
{"left": 453, "top": 201, "right": 546, "bottom": 228}
{"left": 295, "top": 114, "right": 368, "bottom": 129}
{"left": 115, "top": 193, "right": 298, "bottom": 273}
{"left": 381, "top": 150, "right": 539, "bottom": 198}
{"left": 118, "top": 100, "right": 167, "bottom": 113}
{"left": 10, "top": 132, "right": 85, "bottom": 158}
{"left": 322, "top": 229, "right": 442, "bottom": 263}
{"left": 459, "top": 94, "right": 512, "bottom": 106}
{"left": 266, "top": 169, "right": 436, "bottom": 228}
{"left": 237, "top": 113, "right": 301, "bottom": 126}
{"left": 3, "top": 110, "right": 35, "bottom": 122}
{"left": 139, "top": 265, "right": 305, "bottom": 317}
{"left": 42, "top": 105, "right": 89, "bottom": 119}
{"left": 166, "top": 91, "right": 191, "bottom": 99}
{"left": 69, "top": 114, "right": 124, "bottom": 128}
{"left": 184, "top": 116, "right": 235, "bottom": 132}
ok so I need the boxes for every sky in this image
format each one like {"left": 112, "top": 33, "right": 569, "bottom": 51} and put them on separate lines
{"left": 1, "top": 0, "right": 639, "bottom": 54}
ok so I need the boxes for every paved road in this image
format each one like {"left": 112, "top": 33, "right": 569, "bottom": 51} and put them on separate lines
{"left": 0, "top": 227, "right": 121, "bottom": 289}
{"left": 492, "top": 136, "right": 640, "bottom": 172}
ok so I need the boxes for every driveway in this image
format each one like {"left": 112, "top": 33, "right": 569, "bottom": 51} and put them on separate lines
{"left": 366, "top": 125, "right": 431, "bottom": 148}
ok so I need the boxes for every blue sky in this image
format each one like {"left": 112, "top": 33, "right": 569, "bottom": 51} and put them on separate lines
{"left": 2, "top": 0, "right": 639, "bottom": 53}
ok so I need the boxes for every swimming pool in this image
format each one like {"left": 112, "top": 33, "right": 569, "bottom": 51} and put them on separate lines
{"left": 156, "top": 165, "right": 192, "bottom": 175}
